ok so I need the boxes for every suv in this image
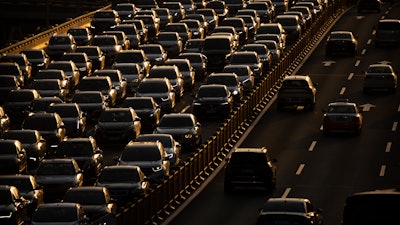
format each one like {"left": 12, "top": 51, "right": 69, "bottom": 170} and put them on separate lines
{"left": 202, "top": 35, "right": 236, "bottom": 72}
{"left": 224, "top": 147, "right": 277, "bottom": 193}
{"left": 277, "top": 75, "right": 317, "bottom": 111}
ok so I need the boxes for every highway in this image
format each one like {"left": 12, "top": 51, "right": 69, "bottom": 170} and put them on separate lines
{"left": 166, "top": 3, "right": 400, "bottom": 225}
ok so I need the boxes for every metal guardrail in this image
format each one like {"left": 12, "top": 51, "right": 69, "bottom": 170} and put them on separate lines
{"left": 0, "top": 2, "right": 345, "bottom": 224}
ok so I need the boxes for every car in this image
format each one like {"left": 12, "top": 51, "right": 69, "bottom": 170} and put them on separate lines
{"left": 284, "top": 11, "right": 307, "bottom": 31}
{"left": 1, "top": 129, "right": 47, "bottom": 169}
{"left": 0, "top": 174, "right": 44, "bottom": 216}
{"left": 94, "top": 107, "right": 142, "bottom": 144}
{"left": 95, "top": 165, "right": 150, "bottom": 203}
{"left": 322, "top": 99, "right": 363, "bottom": 135}
{"left": 0, "top": 185, "right": 29, "bottom": 225}
{"left": 175, "top": 0, "right": 197, "bottom": 15}
{"left": 134, "top": 0, "right": 159, "bottom": 9}
{"left": 62, "top": 186, "right": 116, "bottom": 221}
{"left": 112, "top": 63, "right": 144, "bottom": 94}
{"left": 139, "top": 43, "right": 168, "bottom": 66}
{"left": 0, "top": 75, "right": 20, "bottom": 105}
{"left": 34, "top": 69, "right": 71, "bottom": 92}
{"left": 0, "top": 106, "right": 10, "bottom": 136}
{"left": 92, "top": 69, "right": 128, "bottom": 100}
{"left": 135, "top": 78, "right": 176, "bottom": 114}
{"left": 211, "top": 26, "right": 240, "bottom": 49}
{"left": 255, "top": 23, "right": 287, "bottom": 48}
{"left": 224, "top": 0, "right": 248, "bottom": 16}
{"left": 156, "top": 31, "right": 183, "bottom": 58}
{"left": 129, "top": 19, "right": 149, "bottom": 43}
{"left": 290, "top": 6, "right": 313, "bottom": 28}
{"left": 228, "top": 51, "right": 264, "bottom": 81}
{"left": 202, "top": 35, "right": 236, "bottom": 73}
{"left": 255, "top": 33, "right": 285, "bottom": 52}
{"left": 163, "top": 22, "right": 192, "bottom": 45}
{"left": 223, "top": 147, "right": 277, "bottom": 193}
{"left": 102, "top": 30, "right": 131, "bottom": 50}
{"left": 219, "top": 17, "right": 248, "bottom": 45}
{"left": 114, "top": 49, "right": 151, "bottom": 76}
{"left": 133, "top": 14, "right": 160, "bottom": 41}
{"left": 29, "top": 79, "right": 69, "bottom": 101}
{"left": 114, "top": 3, "right": 138, "bottom": 20}
{"left": 197, "top": 8, "right": 219, "bottom": 31}
{"left": 181, "top": 19, "right": 205, "bottom": 39}
{"left": 54, "top": 137, "right": 104, "bottom": 183}
{"left": 236, "top": 9, "right": 261, "bottom": 29}
{"left": 236, "top": 15, "right": 257, "bottom": 39}
{"left": 223, "top": 64, "right": 255, "bottom": 93}
{"left": 178, "top": 52, "right": 208, "bottom": 81}
{"left": 363, "top": 63, "right": 397, "bottom": 93}
{"left": 162, "top": 2, "right": 186, "bottom": 22}
{"left": 22, "top": 112, "right": 66, "bottom": 155}
{"left": 90, "top": 9, "right": 121, "bottom": 34}
{"left": 47, "top": 103, "right": 87, "bottom": 137}
{"left": 91, "top": 34, "right": 123, "bottom": 66}
{"left": 274, "top": 14, "right": 303, "bottom": 43}
{"left": 30, "top": 97, "right": 64, "bottom": 113}
{"left": 0, "top": 62, "right": 25, "bottom": 87}
{"left": 255, "top": 198, "right": 324, "bottom": 225}
{"left": 155, "top": 113, "right": 202, "bottom": 151}
{"left": 135, "top": 134, "right": 182, "bottom": 167}
{"left": 34, "top": 158, "right": 84, "bottom": 202}
{"left": 60, "top": 52, "right": 92, "bottom": 78}
{"left": 246, "top": 1, "right": 273, "bottom": 23}
{"left": 75, "top": 76, "right": 118, "bottom": 107}
{"left": 20, "top": 49, "right": 50, "bottom": 75}
{"left": 277, "top": 75, "right": 317, "bottom": 111}
{"left": 47, "top": 60, "right": 81, "bottom": 89}
{"left": 273, "top": 0, "right": 289, "bottom": 14}
{"left": 241, "top": 43, "right": 272, "bottom": 72}
{"left": 147, "top": 65, "right": 185, "bottom": 100}
{"left": 374, "top": 19, "right": 400, "bottom": 47}
{"left": 0, "top": 140, "right": 28, "bottom": 175}
{"left": 205, "top": 0, "right": 229, "bottom": 22}
{"left": 75, "top": 46, "right": 106, "bottom": 71}
{"left": 3, "top": 89, "right": 41, "bottom": 127}
{"left": 0, "top": 53, "right": 33, "bottom": 84}
{"left": 325, "top": 31, "right": 358, "bottom": 56}
{"left": 254, "top": 40, "right": 282, "bottom": 65}
{"left": 192, "top": 84, "right": 234, "bottom": 118}
{"left": 184, "top": 38, "right": 205, "bottom": 53}
{"left": 153, "top": 8, "right": 173, "bottom": 29}
{"left": 31, "top": 202, "right": 89, "bottom": 225}
{"left": 206, "top": 73, "right": 244, "bottom": 103}
{"left": 185, "top": 14, "right": 209, "bottom": 35}
{"left": 116, "top": 141, "right": 170, "bottom": 183}
{"left": 45, "top": 33, "right": 77, "bottom": 61}
{"left": 295, "top": 1, "right": 319, "bottom": 17}
{"left": 67, "top": 27, "right": 93, "bottom": 46}
{"left": 121, "top": 97, "right": 161, "bottom": 132}
{"left": 71, "top": 91, "right": 108, "bottom": 124}
{"left": 357, "top": 0, "right": 381, "bottom": 13}
{"left": 164, "top": 58, "right": 196, "bottom": 91}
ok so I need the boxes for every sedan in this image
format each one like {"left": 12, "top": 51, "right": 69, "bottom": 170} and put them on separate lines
{"left": 92, "top": 69, "right": 127, "bottom": 100}
{"left": 0, "top": 140, "right": 28, "bottom": 175}
{"left": 121, "top": 97, "right": 161, "bottom": 132}
{"left": 75, "top": 46, "right": 106, "bottom": 71}
{"left": 228, "top": 51, "right": 264, "bottom": 81}
{"left": 47, "top": 103, "right": 86, "bottom": 138}
{"left": 322, "top": 99, "right": 363, "bottom": 135}
{"left": 325, "top": 31, "right": 358, "bottom": 56}
{"left": 139, "top": 43, "right": 168, "bottom": 66}
{"left": 155, "top": 113, "right": 202, "bottom": 151}
{"left": 363, "top": 63, "right": 397, "bottom": 93}
{"left": 256, "top": 198, "right": 323, "bottom": 225}
{"left": 192, "top": 84, "right": 234, "bottom": 118}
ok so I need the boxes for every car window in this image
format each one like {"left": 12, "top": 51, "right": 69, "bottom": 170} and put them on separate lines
{"left": 328, "top": 105, "right": 355, "bottom": 113}
{"left": 98, "top": 168, "right": 140, "bottom": 182}
{"left": 230, "top": 152, "right": 268, "bottom": 165}
{"left": 263, "top": 201, "right": 306, "bottom": 213}
{"left": 121, "top": 147, "right": 162, "bottom": 161}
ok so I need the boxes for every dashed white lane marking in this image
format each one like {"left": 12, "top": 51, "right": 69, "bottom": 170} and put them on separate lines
{"left": 379, "top": 165, "right": 386, "bottom": 177}
{"left": 386, "top": 142, "right": 392, "bottom": 153}
{"left": 296, "top": 164, "right": 305, "bottom": 175}
{"left": 392, "top": 122, "right": 397, "bottom": 132}
{"left": 367, "top": 39, "right": 372, "bottom": 45}
{"left": 361, "top": 49, "right": 366, "bottom": 55}
{"left": 281, "top": 188, "right": 291, "bottom": 198}
{"left": 355, "top": 60, "right": 360, "bottom": 67}
{"left": 340, "top": 87, "right": 346, "bottom": 95}
{"left": 308, "top": 141, "right": 317, "bottom": 152}
{"left": 372, "top": 30, "right": 376, "bottom": 35}
{"left": 347, "top": 73, "right": 354, "bottom": 80}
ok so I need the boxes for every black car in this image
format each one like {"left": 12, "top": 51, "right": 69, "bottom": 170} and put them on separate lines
{"left": 0, "top": 140, "right": 28, "bottom": 175}
{"left": 1, "top": 129, "right": 47, "bottom": 169}
{"left": 46, "top": 60, "right": 80, "bottom": 89}
{"left": 34, "top": 69, "right": 71, "bottom": 92}
{"left": 0, "top": 53, "right": 32, "bottom": 84}
{"left": 112, "top": 63, "right": 144, "bottom": 94}
{"left": 155, "top": 32, "right": 183, "bottom": 58}
{"left": 202, "top": 35, "right": 236, "bottom": 73}
{"left": 35, "top": 158, "right": 83, "bottom": 202}
{"left": 228, "top": 51, "right": 264, "bottom": 81}
{"left": 90, "top": 9, "right": 121, "bottom": 35}
{"left": 60, "top": 52, "right": 93, "bottom": 78}
{"left": 54, "top": 137, "right": 104, "bottom": 183}
{"left": 325, "top": 31, "right": 358, "bottom": 56}
{"left": 3, "top": 89, "right": 41, "bottom": 127}
{"left": 31, "top": 202, "right": 89, "bottom": 225}
{"left": 222, "top": 64, "right": 255, "bottom": 93}
{"left": 62, "top": 186, "right": 116, "bottom": 222}
{"left": 155, "top": 113, "right": 202, "bottom": 151}
{"left": 0, "top": 174, "right": 44, "bottom": 216}
{"left": 67, "top": 27, "right": 93, "bottom": 46}
{"left": 241, "top": 43, "right": 272, "bottom": 72}
{"left": 0, "top": 75, "right": 20, "bottom": 105}
{"left": 0, "top": 62, "right": 25, "bottom": 87}
{"left": 75, "top": 46, "right": 106, "bottom": 71}
{"left": 95, "top": 165, "right": 150, "bottom": 203}
{"left": 114, "top": 49, "right": 151, "bottom": 76}
{"left": 22, "top": 112, "right": 66, "bottom": 155}
{"left": 178, "top": 52, "right": 208, "bottom": 81}
{"left": 0, "top": 185, "right": 29, "bottom": 225}
{"left": 45, "top": 33, "right": 77, "bottom": 61}
{"left": 30, "top": 97, "right": 64, "bottom": 113}
{"left": 71, "top": 91, "right": 108, "bottom": 124}
{"left": 224, "top": 147, "right": 277, "bottom": 193}
{"left": 29, "top": 79, "right": 69, "bottom": 101}
{"left": 139, "top": 43, "right": 168, "bottom": 66}
{"left": 255, "top": 198, "right": 323, "bottom": 225}
{"left": 92, "top": 69, "right": 128, "bottom": 101}
{"left": 91, "top": 34, "right": 123, "bottom": 66}
{"left": 94, "top": 107, "right": 142, "bottom": 144}
{"left": 0, "top": 106, "right": 11, "bottom": 136}
{"left": 75, "top": 76, "right": 118, "bottom": 107}
{"left": 147, "top": 65, "right": 185, "bottom": 100}
{"left": 121, "top": 97, "right": 161, "bottom": 132}
{"left": 20, "top": 49, "right": 50, "bottom": 75}
{"left": 47, "top": 103, "right": 86, "bottom": 138}
{"left": 192, "top": 84, "right": 234, "bottom": 118}
{"left": 206, "top": 73, "right": 244, "bottom": 104}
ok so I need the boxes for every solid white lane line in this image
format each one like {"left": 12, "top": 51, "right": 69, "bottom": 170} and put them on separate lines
{"left": 340, "top": 87, "right": 346, "bottom": 95}
{"left": 296, "top": 164, "right": 305, "bottom": 175}
{"left": 392, "top": 122, "right": 397, "bottom": 132}
{"left": 308, "top": 141, "right": 317, "bottom": 152}
{"left": 281, "top": 188, "right": 291, "bottom": 198}
{"left": 347, "top": 73, "right": 354, "bottom": 80}
{"left": 379, "top": 165, "right": 386, "bottom": 177}
{"left": 385, "top": 142, "right": 392, "bottom": 153}
{"left": 355, "top": 60, "right": 360, "bottom": 67}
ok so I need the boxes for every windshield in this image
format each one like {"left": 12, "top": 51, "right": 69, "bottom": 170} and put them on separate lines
{"left": 121, "top": 146, "right": 162, "bottom": 161}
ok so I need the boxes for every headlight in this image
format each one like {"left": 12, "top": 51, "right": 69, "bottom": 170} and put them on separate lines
{"left": 152, "top": 166, "right": 163, "bottom": 172}
{"left": 232, "top": 90, "right": 238, "bottom": 95}
{"left": 184, "top": 133, "right": 193, "bottom": 138}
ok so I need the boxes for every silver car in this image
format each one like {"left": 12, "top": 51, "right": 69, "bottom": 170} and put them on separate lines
{"left": 363, "top": 63, "right": 397, "bottom": 93}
